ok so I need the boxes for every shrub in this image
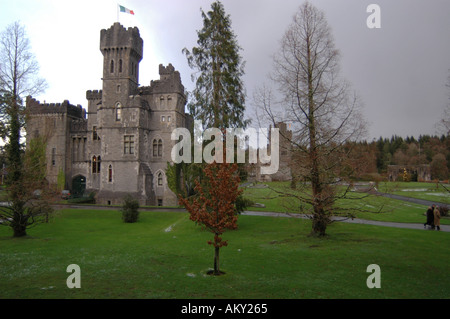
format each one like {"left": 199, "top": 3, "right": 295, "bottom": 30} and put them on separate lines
{"left": 439, "top": 205, "right": 449, "bottom": 217}
{"left": 235, "top": 195, "right": 254, "bottom": 215}
{"left": 68, "top": 192, "right": 96, "bottom": 204}
{"left": 121, "top": 195, "right": 140, "bottom": 223}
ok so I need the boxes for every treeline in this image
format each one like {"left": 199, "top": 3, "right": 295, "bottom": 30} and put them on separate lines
{"left": 352, "top": 134, "right": 450, "bottom": 180}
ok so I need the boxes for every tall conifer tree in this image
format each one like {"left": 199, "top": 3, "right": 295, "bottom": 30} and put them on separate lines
{"left": 183, "top": 1, "right": 248, "bottom": 130}
{"left": 179, "top": 1, "right": 249, "bottom": 275}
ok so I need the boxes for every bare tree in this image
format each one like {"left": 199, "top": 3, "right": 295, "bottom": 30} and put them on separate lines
{"left": 0, "top": 21, "right": 50, "bottom": 237}
{"left": 0, "top": 22, "right": 46, "bottom": 97}
{"left": 255, "top": 2, "right": 372, "bottom": 236}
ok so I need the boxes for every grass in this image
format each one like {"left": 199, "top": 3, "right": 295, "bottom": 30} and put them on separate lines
{"left": 378, "top": 181, "right": 450, "bottom": 204}
{"left": 242, "top": 181, "right": 450, "bottom": 225}
{"left": 1, "top": 208, "right": 449, "bottom": 299}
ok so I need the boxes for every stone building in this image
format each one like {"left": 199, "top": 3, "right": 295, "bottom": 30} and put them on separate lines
{"left": 387, "top": 165, "right": 431, "bottom": 182}
{"left": 26, "top": 23, "right": 191, "bottom": 206}
{"left": 247, "top": 122, "right": 293, "bottom": 182}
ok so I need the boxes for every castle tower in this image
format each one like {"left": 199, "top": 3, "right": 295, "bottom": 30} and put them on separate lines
{"left": 27, "top": 22, "right": 190, "bottom": 206}
{"left": 92, "top": 23, "right": 147, "bottom": 203}
{"left": 100, "top": 22, "right": 143, "bottom": 100}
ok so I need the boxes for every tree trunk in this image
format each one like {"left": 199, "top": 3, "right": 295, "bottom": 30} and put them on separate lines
{"left": 12, "top": 213, "right": 27, "bottom": 237}
{"left": 213, "top": 246, "right": 220, "bottom": 275}
{"left": 306, "top": 26, "right": 328, "bottom": 237}
{"left": 13, "top": 224, "right": 27, "bottom": 237}
{"left": 311, "top": 208, "right": 328, "bottom": 237}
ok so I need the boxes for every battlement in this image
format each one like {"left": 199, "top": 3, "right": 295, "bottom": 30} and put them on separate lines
{"left": 159, "top": 63, "right": 175, "bottom": 75}
{"left": 86, "top": 90, "right": 103, "bottom": 100}
{"left": 148, "top": 64, "right": 184, "bottom": 95}
{"left": 100, "top": 22, "right": 143, "bottom": 61}
{"left": 26, "top": 96, "right": 85, "bottom": 119}
{"left": 159, "top": 63, "right": 181, "bottom": 81}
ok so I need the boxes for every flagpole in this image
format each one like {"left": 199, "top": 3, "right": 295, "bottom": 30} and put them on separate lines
{"left": 117, "top": 4, "right": 119, "bottom": 22}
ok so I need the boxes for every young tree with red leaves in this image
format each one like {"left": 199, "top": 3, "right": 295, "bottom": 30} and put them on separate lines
{"left": 179, "top": 1, "right": 247, "bottom": 276}
{"left": 179, "top": 161, "right": 241, "bottom": 276}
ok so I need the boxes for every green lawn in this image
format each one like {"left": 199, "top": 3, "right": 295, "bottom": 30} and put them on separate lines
{"left": 242, "top": 181, "right": 450, "bottom": 224}
{"left": 378, "top": 181, "right": 450, "bottom": 204}
{"left": 1, "top": 209, "right": 449, "bottom": 299}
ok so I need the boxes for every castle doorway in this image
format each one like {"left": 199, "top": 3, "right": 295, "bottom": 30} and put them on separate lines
{"left": 72, "top": 175, "right": 86, "bottom": 197}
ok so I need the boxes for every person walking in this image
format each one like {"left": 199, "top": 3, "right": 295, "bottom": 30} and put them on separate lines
{"left": 424, "top": 206, "right": 434, "bottom": 229}
{"left": 433, "top": 206, "right": 441, "bottom": 231}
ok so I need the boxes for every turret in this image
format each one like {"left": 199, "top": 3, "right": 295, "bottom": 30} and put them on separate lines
{"left": 100, "top": 23, "right": 143, "bottom": 97}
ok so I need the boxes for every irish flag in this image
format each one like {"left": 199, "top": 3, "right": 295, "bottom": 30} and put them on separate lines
{"left": 119, "top": 5, "right": 134, "bottom": 15}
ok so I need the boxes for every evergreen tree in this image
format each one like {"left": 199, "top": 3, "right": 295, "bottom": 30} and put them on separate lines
{"left": 177, "top": 1, "right": 250, "bottom": 274}
{"left": 183, "top": 1, "right": 248, "bottom": 130}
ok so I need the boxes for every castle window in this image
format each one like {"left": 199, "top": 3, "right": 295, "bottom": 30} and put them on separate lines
{"left": 92, "top": 156, "right": 97, "bottom": 174}
{"left": 110, "top": 59, "right": 114, "bottom": 73}
{"left": 51, "top": 148, "right": 56, "bottom": 166}
{"left": 108, "top": 165, "right": 113, "bottom": 183}
{"left": 153, "top": 140, "right": 158, "bottom": 157}
{"left": 161, "top": 116, "right": 165, "bottom": 122}
{"left": 93, "top": 126, "right": 99, "bottom": 140}
{"left": 116, "top": 85, "right": 121, "bottom": 93}
{"left": 153, "top": 139, "right": 162, "bottom": 157}
{"left": 167, "top": 116, "right": 171, "bottom": 122}
{"left": 119, "top": 59, "right": 123, "bottom": 73}
{"left": 124, "top": 135, "right": 134, "bottom": 154}
{"left": 91, "top": 155, "right": 101, "bottom": 174}
{"left": 158, "top": 139, "right": 162, "bottom": 157}
{"left": 115, "top": 102, "right": 122, "bottom": 121}
{"left": 157, "top": 172, "right": 163, "bottom": 186}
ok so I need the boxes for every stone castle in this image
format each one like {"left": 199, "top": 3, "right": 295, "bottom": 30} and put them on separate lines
{"left": 26, "top": 23, "right": 192, "bottom": 206}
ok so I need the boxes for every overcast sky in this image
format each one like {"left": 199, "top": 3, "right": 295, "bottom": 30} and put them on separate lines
{"left": 1, "top": 0, "right": 449, "bottom": 140}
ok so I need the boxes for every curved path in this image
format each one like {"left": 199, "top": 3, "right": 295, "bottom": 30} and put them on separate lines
{"left": 241, "top": 211, "right": 450, "bottom": 232}
{"left": 63, "top": 203, "right": 450, "bottom": 233}
{"left": 373, "top": 191, "right": 448, "bottom": 207}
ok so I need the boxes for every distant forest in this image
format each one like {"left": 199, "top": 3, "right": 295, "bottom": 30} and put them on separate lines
{"left": 353, "top": 134, "right": 449, "bottom": 181}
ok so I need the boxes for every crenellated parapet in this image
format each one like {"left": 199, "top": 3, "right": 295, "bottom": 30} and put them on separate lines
{"left": 100, "top": 22, "right": 143, "bottom": 61}
{"left": 148, "top": 63, "right": 185, "bottom": 95}
{"left": 86, "top": 90, "right": 103, "bottom": 100}
{"left": 26, "top": 96, "right": 85, "bottom": 119}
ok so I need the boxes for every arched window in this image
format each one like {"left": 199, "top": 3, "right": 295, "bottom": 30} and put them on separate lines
{"left": 93, "top": 126, "right": 99, "bottom": 140}
{"left": 115, "top": 102, "right": 122, "bottom": 121}
{"left": 92, "top": 156, "right": 97, "bottom": 174}
{"left": 158, "top": 139, "right": 163, "bottom": 157}
{"left": 108, "top": 165, "right": 113, "bottom": 183}
{"left": 97, "top": 156, "right": 101, "bottom": 173}
{"left": 153, "top": 139, "right": 158, "bottom": 157}
{"left": 110, "top": 59, "right": 114, "bottom": 73}
{"left": 119, "top": 59, "right": 123, "bottom": 73}
{"left": 157, "top": 172, "right": 163, "bottom": 186}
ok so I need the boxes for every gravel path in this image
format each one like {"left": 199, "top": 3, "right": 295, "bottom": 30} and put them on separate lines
{"left": 62, "top": 191, "right": 450, "bottom": 233}
{"left": 241, "top": 211, "right": 450, "bottom": 232}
